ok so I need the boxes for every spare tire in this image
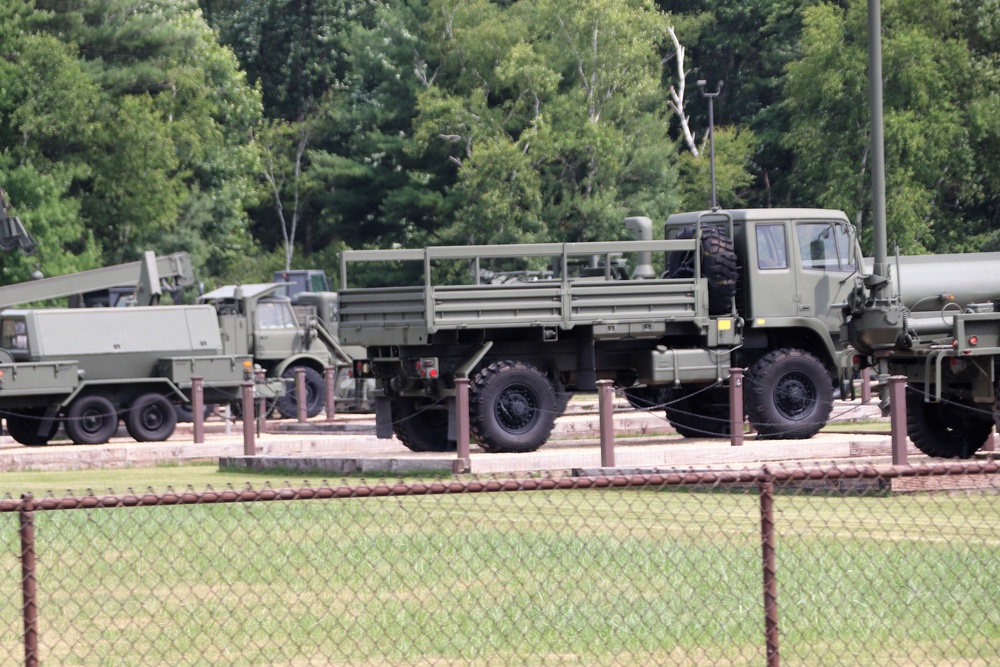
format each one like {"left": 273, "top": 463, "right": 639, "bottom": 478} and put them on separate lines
{"left": 665, "top": 224, "right": 739, "bottom": 315}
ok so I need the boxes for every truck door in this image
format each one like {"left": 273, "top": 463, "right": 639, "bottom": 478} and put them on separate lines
{"left": 255, "top": 299, "right": 302, "bottom": 360}
{"left": 792, "top": 221, "right": 857, "bottom": 336}
{"left": 747, "top": 222, "right": 800, "bottom": 319}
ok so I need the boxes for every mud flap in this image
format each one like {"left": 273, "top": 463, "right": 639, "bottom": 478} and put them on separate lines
{"left": 375, "top": 396, "right": 393, "bottom": 439}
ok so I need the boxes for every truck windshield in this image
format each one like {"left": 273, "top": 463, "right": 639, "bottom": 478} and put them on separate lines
{"left": 796, "top": 223, "right": 856, "bottom": 272}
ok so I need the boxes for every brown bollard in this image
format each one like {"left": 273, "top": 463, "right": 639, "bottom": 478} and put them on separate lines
{"left": 454, "top": 377, "right": 471, "bottom": 473}
{"left": 888, "top": 375, "right": 908, "bottom": 465}
{"left": 296, "top": 366, "right": 308, "bottom": 423}
{"left": 861, "top": 370, "right": 872, "bottom": 404}
{"left": 729, "top": 367, "right": 744, "bottom": 447}
{"left": 191, "top": 375, "right": 205, "bottom": 444}
{"left": 325, "top": 365, "right": 337, "bottom": 422}
{"left": 255, "top": 369, "right": 267, "bottom": 436}
{"left": 597, "top": 379, "right": 615, "bottom": 468}
{"left": 241, "top": 380, "right": 256, "bottom": 456}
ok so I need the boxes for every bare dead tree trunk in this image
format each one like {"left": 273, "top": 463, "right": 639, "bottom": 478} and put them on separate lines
{"left": 666, "top": 27, "right": 699, "bottom": 157}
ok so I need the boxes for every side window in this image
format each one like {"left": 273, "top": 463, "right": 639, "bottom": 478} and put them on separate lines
{"left": 797, "top": 223, "right": 838, "bottom": 270}
{"left": 257, "top": 302, "right": 298, "bottom": 329}
{"left": 756, "top": 224, "right": 788, "bottom": 270}
{"left": 797, "top": 222, "right": 855, "bottom": 271}
{"left": 1, "top": 318, "right": 28, "bottom": 351}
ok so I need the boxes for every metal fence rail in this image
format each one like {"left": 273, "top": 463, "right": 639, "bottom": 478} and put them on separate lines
{"left": 2, "top": 462, "right": 999, "bottom": 666}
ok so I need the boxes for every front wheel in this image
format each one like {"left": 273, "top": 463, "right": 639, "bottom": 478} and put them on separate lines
{"left": 126, "top": 393, "right": 178, "bottom": 442}
{"left": 745, "top": 349, "right": 832, "bottom": 439}
{"left": 470, "top": 361, "right": 557, "bottom": 453}
{"left": 275, "top": 366, "right": 326, "bottom": 419}
{"left": 64, "top": 395, "right": 119, "bottom": 445}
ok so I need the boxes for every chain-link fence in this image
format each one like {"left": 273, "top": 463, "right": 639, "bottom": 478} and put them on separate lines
{"left": 2, "top": 462, "right": 999, "bottom": 666}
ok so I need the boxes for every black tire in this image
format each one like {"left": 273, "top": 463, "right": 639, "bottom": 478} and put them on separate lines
{"left": 174, "top": 402, "right": 215, "bottom": 423}
{"left": 275, "top": 366, "right": 325, "bottom": 419}
{"left": 392, "top": 398, "right": 455, "bottom": 453}
{"left": 907, "top": 392, "right": 993, "bottom": 459}
{"left": 663, "top": 387, "right": 731, "bottom": 438}
{"left": 665, "top": 225, "right": 739, "bottom": 315}
{"left": 64, "top": 395, "right": 119, "bottom": 445}
{"left": 470, "top": 361, "right": 557, "bottom": 453}
{"left": 622, "top": 386, "right": 669, "bottom": 410}
{"left": 745, "top": 348, "right": 833, "bottom": 439}
{"left": 5, "top": 408, "right": 59, "bottom": 446}
{"left": 126, "top": 393, "right": 178, "bottom": 442}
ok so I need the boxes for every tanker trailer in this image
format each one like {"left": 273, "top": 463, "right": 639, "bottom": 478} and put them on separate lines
{"left": 843, "top": 252, "right": 1000, "bottom": 459}
{"left": 0, "top": 305, "right": 281, "bottom": 445}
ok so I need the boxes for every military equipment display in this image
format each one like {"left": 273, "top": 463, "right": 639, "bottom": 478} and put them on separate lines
{"left": 337, "top": 208, "right": 873, "bottom": 453}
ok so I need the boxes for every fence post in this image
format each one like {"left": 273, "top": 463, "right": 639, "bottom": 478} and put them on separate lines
{"left": 861, "top": 370, "right": 872, "bottom": 405}
{"left": 597, "top": 379, "right": 615, "bottom": 468}
{"left": 759, "top": 470, "right": 780, "bottom": 667}
{"left": 242, "top": 380, "right": 256, "bottom": 456}
{"left": 454, "top": 377, "right": 471, "bottom": 473}
{"left": 729, "top": 368, "right": 744, "bottom": 447}
{"left": 20, "top": 493, "right": 38, "bottom": 667}
{"left": 191, "top": 375, "right": 205, "bottom": 444}
{"left": 889, "top": 375, "right": 908, "bottom": 465}
{"left": 325, "top": 365, "right": 337, "bottom": 422}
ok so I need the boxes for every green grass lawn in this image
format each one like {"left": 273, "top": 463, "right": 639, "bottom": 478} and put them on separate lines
{"left": 0, "top": 466, "right": 997, "bottom": 666}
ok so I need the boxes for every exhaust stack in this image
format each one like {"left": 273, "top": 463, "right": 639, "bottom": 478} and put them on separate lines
{"left": 624, "top": 216, "right": 657, "bottom": 279}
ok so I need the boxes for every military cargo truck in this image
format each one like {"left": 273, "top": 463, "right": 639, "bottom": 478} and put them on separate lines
{"left": 337, "top": 208, "right": 868, "bottom": 453}
{"left": 0, "top": 305, "right": 276, "bottom": 445}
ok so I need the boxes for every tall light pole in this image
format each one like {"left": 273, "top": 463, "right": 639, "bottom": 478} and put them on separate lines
{"left": 698, "top": 80, "right": 723, "bottom": 210}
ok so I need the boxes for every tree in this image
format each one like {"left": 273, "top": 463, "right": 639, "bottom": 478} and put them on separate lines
{"left": 783, "top": 0, "right": 988, "bottom": 254}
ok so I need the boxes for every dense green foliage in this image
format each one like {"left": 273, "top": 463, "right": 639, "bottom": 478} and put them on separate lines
{"left": 1, "top": 0, "right": 999, "bottom": 286}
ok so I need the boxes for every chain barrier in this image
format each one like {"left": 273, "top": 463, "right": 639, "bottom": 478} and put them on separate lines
{"left": 1, "top": 463, "right": 999, "bottom": 666}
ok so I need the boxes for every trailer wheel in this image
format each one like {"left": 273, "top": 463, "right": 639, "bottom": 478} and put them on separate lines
{"left": 5, "top": 408, "right": 59, "bottom": 446}
{"left": 275, "top": 366, "right": 325, "bottom": 419}
{"left": 664, "top": 387, "right": 731, "bottom": 438}
{"left": 745, "top": 348, "right": 832, "bottom": 439}
{"left": 64, "top": 395, "right": 119, "bottom": 445}
{"left": 392, "top": 398, "right": 455, "bottom": 452}
{"left": 174, "top": 402, "right": 215, "bottom": 423}
{"left": 126, "top": 393, "right": 178, "bottom": 442}
{"left": 907, "top": 396, "right": 993, "bottom": 459}
{"left": 470, "top": 361, "right": 557, "bottom": 453}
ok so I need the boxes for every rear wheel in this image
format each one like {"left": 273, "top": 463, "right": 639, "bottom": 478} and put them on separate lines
{"left": 907, "top": 393, "right": 993, "bottom": 459}
{"left": 5, "top": 408, "right": 59, "bottom": 446}
{"left": 64, "top": 395, "right": 119, "bottom": 445}
{"left": 392, "top": 398, "right": 454, "bottom": 452}
{"left": 126, "top": 393, "right": 178, "bottom": 442}
{"left": 470, "top": 361, "right": 557, "bottom": 453}
{"left": 664, "top": 387, "right": 732, "bottom": 438}
{"left": 745, "top": 348, "right": 832, "bottom": 439}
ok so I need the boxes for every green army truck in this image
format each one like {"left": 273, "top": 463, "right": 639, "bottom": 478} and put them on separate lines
{"left": 337, "top": 208, "right": 866, "bottom": 453}
{"left": 0, "top": 305, "right": 277, "bottom": 445}
{"left": 197, "top": 282, "right": 371, "bottom": 418}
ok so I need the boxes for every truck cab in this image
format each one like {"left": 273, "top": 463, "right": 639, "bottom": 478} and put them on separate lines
{"left": 664, "top": 208, "right": 860, "bottom": 367}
